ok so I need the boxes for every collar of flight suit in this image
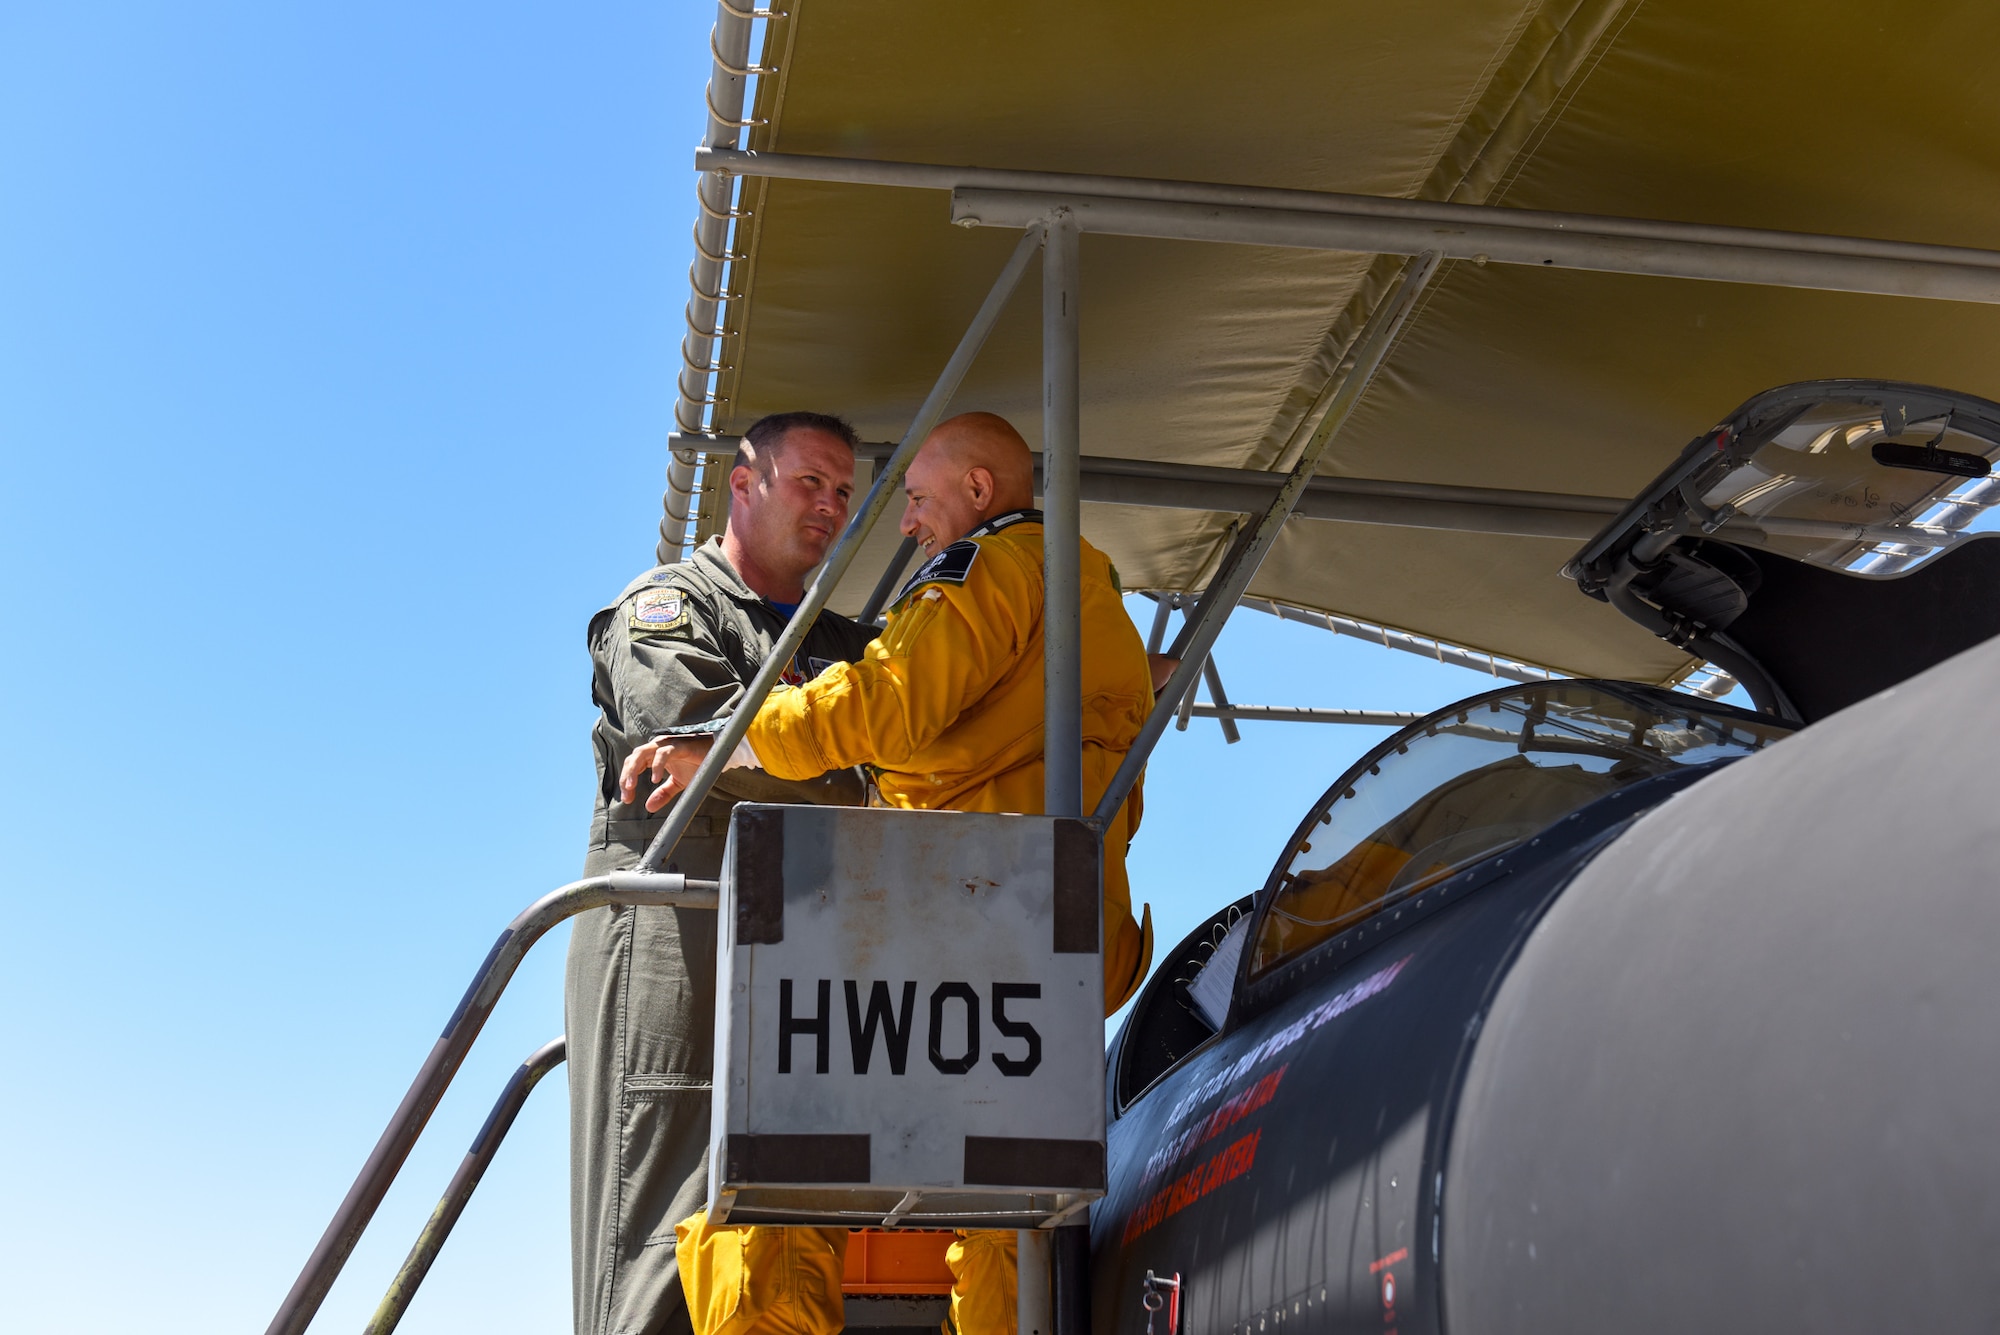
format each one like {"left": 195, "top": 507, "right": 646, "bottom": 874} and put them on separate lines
{"left": 966, "top": 507, "right": 1043, "bottom": 538}
{"left": 691, "top": 535, "right": 782, "bottom": 610}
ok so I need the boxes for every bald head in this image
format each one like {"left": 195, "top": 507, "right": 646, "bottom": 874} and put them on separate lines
{"left": 898, "top": 412, "right": 1037, "bottom": 555}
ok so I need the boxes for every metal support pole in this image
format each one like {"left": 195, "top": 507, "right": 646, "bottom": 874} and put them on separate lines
{"left": 1037, "top": 205, "right": 1086, "bottom": 1335}
{"left": 1052, "top": 1224, "right": 1091, "bottom": 1335}
{"left": 678, "top": 433, "right": 1633, "bottom": 539}
{"left": 1092, "top": 251, "right": 1442, "bottom": 828}
{"left": 955, "top": 188, "right": 2000, "bottom": 305}
{"left": 1173, "top": 659, "right": 1200, "bottom": 732}
{"left": 1189, "top": 703, "right": 1422, "bottom": 726}
{"left": 362, "top": 1037, "right": 569, "bottom": 1335}
{"left": 262, "top": 875, "right": 717, "bottom": 1335}
{"left": 1042, "top": 208, "right": 1083, "bottom": 819}
{"left": 1143, "top": 593, "right": 1173, "bottom": 654}
{"left": 1236, "top": 597, "right": 1561, "bottom": 685}
{"left": 859, "top": 535, "right": 922, "bottom": 624}
{"left": 1167, "top": 523, "right": 1256, "bottom": 662}
{"left": 1017, "top": 1227, "right": 1054, "bottom": 1335}
{"left": 638, "top": 225, "right": 1045, "bottom": 873}
{"left": 700, "top": 146, "right": 2000, "bottom": 307}
{"left": 1201, "top": 655, "right": 1241, "bottom": 744}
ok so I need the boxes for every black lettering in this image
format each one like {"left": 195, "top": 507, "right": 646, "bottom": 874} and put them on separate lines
{"left": 990, "top": 983, "right": 1042, "bottom": 1077}
{"left": 927, "top": 981, "right": 980, "bottom": 1074}
{"left": 845, "top": 980, "right": 917, "bottom": 1075}
{"left": 779, "top": 978, "right": 830, "bottom": 1074}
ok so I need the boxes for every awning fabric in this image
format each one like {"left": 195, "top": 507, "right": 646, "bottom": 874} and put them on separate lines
{"left": 696, "top": 0, "right": 2000, "bottom": 683}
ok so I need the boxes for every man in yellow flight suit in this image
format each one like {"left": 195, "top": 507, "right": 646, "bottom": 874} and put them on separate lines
{"left": 623, "top": 411, "right": 1157, "bottom": 1335}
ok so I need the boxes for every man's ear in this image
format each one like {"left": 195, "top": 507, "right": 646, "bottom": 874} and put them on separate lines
{"left": 730, "top": 464, "right": 758, "bottom": 505}
{"left": 964, "top": 465, "right": 996, "bottom": 512}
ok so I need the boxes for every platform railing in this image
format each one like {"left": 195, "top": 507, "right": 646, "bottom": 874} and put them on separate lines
{"left": 264, "top": 875, "right": 717, "bottom": 1335}
{"left": 362, "top": 1037, "right": 569, "bottom": 1335}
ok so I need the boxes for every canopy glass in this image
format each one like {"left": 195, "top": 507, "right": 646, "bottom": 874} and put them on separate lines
{"left": 1247, "top": 681, "right": 1790, "bottom": 979}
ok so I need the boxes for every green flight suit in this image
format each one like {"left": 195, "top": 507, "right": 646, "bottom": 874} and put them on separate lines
{"left": 568, "top": 537, "right": 872, "bottom": 1335}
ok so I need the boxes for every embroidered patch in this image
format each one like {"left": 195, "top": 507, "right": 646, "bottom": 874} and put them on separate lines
{"left": 646, "top": 569, "right": 678, "bottom": 584}
{"left": 629, "top": 587, "right": 691, "bottom": 635}
{"left": 778, "top": 654, "right": 840, "bottom": 687}
{"left": 893, "top": 540, "right": 979, "bottom": 606}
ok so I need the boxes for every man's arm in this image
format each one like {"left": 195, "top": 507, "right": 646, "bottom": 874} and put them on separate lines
{"left": 620, "top": 606, "right": 880, "bottom": 812}
{"left": 746, "top": 544, "right": 1037, "bottom": 781}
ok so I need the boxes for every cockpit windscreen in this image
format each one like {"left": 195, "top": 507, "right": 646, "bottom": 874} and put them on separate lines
{"left": 1248, "top": 682, "right": 1793, "bottom": 980}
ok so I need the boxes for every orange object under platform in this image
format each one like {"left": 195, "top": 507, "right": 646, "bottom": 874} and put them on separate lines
{"left": 842, "top": 1229, "right": 955, "bottom": 1295}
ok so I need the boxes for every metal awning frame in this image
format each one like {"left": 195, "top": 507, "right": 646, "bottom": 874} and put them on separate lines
{"left": 699, "top": 147, "right": 2000, "bottom": 303}
{"left": 670, "top": 141, "right": 2000, "bottom": 563}
{"left": 669, "top": 433, "right": 1630, "bottom": 541}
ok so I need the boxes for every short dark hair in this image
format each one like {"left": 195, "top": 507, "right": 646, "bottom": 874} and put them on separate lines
{"left": 734, "top": 411, "right": 860, "bottom": 474}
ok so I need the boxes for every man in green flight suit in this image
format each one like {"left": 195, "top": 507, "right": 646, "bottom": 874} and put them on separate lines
{"left": 570, "top": 411, "right": 874, "bottom": 1335}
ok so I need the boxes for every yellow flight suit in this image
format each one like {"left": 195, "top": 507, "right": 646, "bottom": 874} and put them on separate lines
{"left": 677, "top": 509, "right": 1157, "bottom": 1335}
{"left": 673, "top": 1212, "right": 848, "bottom": 1335}
{"left": 748, "top": 507, "right": 1154, "bottom": 1011}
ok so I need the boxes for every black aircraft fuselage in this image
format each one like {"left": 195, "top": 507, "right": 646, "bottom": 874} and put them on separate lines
{"left": 1094, "top": 697, "right": 1730, "bottom": 1335}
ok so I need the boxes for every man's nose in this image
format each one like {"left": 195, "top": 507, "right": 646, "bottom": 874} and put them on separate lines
{"left": 898, "top": 500, "right": 919, "bottom": 536}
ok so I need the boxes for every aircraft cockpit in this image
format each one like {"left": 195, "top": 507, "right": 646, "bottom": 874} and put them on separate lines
{"left": 1243, "top": 682, "right": 1792, "bottom": 985}
{"left": 1570, "top": 379, "right": 2000, "bottom": 723}
{"left": 1117, "top": 681, "right": 1792, "bottom": 1107}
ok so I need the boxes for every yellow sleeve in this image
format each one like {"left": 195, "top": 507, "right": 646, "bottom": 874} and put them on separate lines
{"left": 748, "top": 544, "right": 1036, "bottom": 780}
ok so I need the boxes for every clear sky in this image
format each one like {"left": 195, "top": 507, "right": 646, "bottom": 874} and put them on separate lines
{"left": 0, "top": 6, "right": 1571, "bottom": 1333}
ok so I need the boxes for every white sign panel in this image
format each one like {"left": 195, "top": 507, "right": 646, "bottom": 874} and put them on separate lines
{"left": 709, "top": 805, "right": 1106, "bottom": 1228}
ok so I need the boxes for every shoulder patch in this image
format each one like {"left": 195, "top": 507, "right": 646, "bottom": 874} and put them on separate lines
{"left": 894, "top": 540, "right": 980, "bottom": 605}
{"left": 629, "top": 586, "right": 692, "bottom": 636}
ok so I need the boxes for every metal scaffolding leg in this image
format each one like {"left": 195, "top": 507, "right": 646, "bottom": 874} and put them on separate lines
{"left": 859, "top": 535, "right": 922, "bottom": 624}
{"left": 1018, "top": 1227, "right": 1054, "bottom": 1335}
{"left": 363, "top": 1038, "right": 569, "bottom": 1335}
{"left": 638, "top": 224, "right": 1046, "bottom": 873}
{"left": 1143, "top": 593, "right": 1174, "bottom": 654}
{"left": 1052, "top": 1223, "right": 1091, "bottom": 1335}
{"left": 1042, "top": 206, "right": 1084, "bottom": 819}
{"left": 1034, "top": 204, "right": 1083, "bottom": 1335}
{"left": 1201, "top": 655, "right": 1241, "bottom": 745}
{"left": 1092, "top": 251, "right": 1442, "bottom": 828}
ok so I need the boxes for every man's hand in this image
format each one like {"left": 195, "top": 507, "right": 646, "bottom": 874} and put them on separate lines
{"left": 620, "top": 735, "right": 717, "bottom": 812}
{"left": 1147, "top": 654, "right": 1181, "bottom": 695}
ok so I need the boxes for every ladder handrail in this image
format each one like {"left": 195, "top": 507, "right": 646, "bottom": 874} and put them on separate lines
{"left": 364, "top": 1037, "right": 569, "bottom": 1335}
{"left": 264, "top": 873, "right": 718, "bottom": 1335}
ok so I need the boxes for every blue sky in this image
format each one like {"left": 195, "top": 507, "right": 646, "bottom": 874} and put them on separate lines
{"left": 0, "top": 6, "right": 1544, "bottom": 1332}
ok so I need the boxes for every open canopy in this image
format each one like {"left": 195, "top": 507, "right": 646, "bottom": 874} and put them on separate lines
{"left": 676, "top": 0, "right": 2000, "bottom": 685}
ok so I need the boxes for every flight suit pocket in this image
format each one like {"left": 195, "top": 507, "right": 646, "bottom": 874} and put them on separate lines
{"left": 617, "top": 1076, "right": 713, "bottom": 1253}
